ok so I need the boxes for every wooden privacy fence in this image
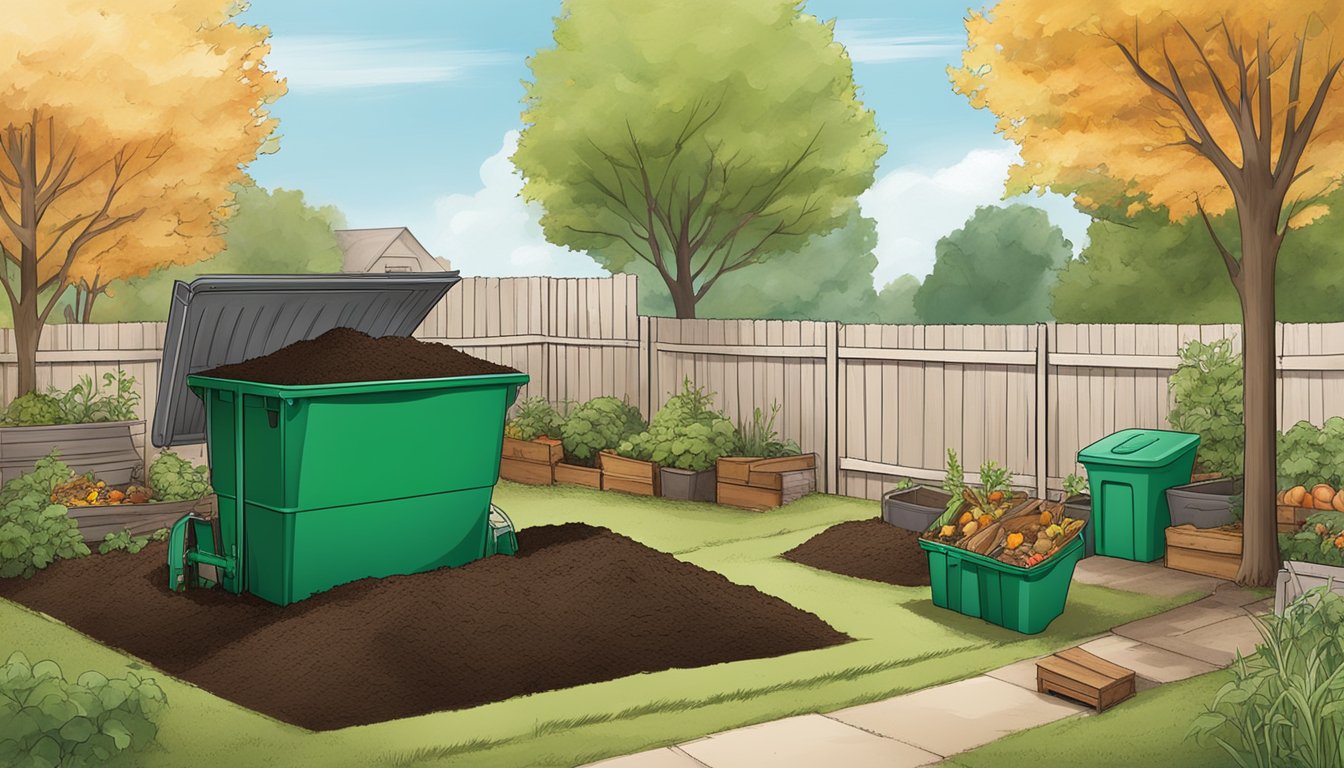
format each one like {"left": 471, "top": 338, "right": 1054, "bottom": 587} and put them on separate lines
{"left": 2, "top": 274, "right": 1342, "bottom": 502}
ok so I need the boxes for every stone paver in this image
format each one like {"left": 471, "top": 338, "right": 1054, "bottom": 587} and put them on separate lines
{"left": 584, "top": 747, "right": 708, "bottom": 768}
{"left": 1113, "top": 595, "right": 1271, "bottom": 666}
{"left": 677, "top": 714, "right": 939, "bottom": 768}
{"left": 983, "top": 655, "right": 1048, "bottom": 691}
{"left": 1078, "top": 634, "right": 1220, "bottom": 683}
{"left": 829, "top": 676, "right": 1087, "bottom": 757}
{"left": 1074, "top": 556, "right": 1227, "bottom": 597}
{"left": 1112, "top": 595, "right": 1246, "bottom": 640}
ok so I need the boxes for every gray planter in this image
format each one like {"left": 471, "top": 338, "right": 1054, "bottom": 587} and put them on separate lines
{"left": 1166, "top": 477, "right": 1240, "bottom": 529}
{"left": 1062, "top": 494, "right": 1096, "bottom": 558}
{"left": 1275, "top": 561, "right": 1344, "bottom": 615}
{"left": 882, "top": 485, "right": 952, "bottom": 532}
{"left": 660, "top": 467, "right": 716, "bottom": 502}
{"left": 71, "top": 494, "right": 217, "bottom": 543}
{"left": 0, "top": 420, "right": 143, "bottom": 485}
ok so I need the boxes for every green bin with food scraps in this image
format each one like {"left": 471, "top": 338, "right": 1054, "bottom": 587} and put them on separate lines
{"left": 919, "top": 497, "right": 1087, "bottom": 634}
{"left": 152, "top": 274, "right": 527, "bottom": 606}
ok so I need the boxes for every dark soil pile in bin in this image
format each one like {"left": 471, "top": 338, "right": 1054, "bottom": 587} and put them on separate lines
{"left": 198, "top": 326, "right": 518, "bottom": 385}
{"left": 0, "top": 523, "right": 848, "bottom": 730}
{"left": 782, "top": 518, "right": 931, "bottom": 586}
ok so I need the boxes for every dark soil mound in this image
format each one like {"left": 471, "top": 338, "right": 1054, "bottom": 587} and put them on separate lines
{"left": 782, "top": 518, "right": 931, "bottom": 586}
{"left": 198, "top": 327, "right": 518, "bottom": 385}
{"left": 0, "top": 524, "right": 848, "bottom": 730}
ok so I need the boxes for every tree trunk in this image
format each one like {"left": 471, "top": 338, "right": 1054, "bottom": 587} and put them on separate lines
{"left": 665, "top": 274, "right": 697, "bottom": 319}
{"left": 1235, "top": 219, "right": 1280, "bottom": 588}
{"left": 13, "top": 302, "right": 41, "bottom": 396}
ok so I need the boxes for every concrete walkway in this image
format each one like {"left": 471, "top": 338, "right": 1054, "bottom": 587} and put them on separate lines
{"left": 584, "top": 557, "right": 1271, "bottom": 768}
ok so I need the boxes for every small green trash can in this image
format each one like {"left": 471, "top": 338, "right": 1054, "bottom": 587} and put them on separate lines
{"left": 1077, "top": 429, "right": 1200, "bottom": 563}
{"left": 917, "top": 535, "right": 1085, "bottom": 634}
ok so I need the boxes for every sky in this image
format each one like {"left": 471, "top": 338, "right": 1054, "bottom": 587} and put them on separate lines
{"left": 240, "top": 0, "right": 1091, "bottom": 287}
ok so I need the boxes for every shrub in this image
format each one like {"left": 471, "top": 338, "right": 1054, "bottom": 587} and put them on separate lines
{"left": 98, "top": 529, "right": 150, "bottom": 555}
{"left": 504, "top": 397, "right": 565, "bottom": 441}
{"left": 1167, "top": 339, "right": 1244, "bottom": 478}
{"left": 1187, "top": 586, "right": 1344, "bottom": 768}
{"left": 1278, "top": 510, "right": 1344, "bottom": 567}
{"left": 733, "top": 402, "right": 800, "bottom": 458}
{"left": 1277, "top": 417, "right": 1344, "bottom": 491}
{"left": 560, "top": 397, "right": 645, "bottom": 466}
{"left": 0, "top": 454, "right": 88, "bottom": 579}
{"left": 2, "top": 393, "right": 63, "bottom": 427}
{"left": 0, "top": 651, "right": 167, "bottom": 768}
{"left": 618, "top": 381, "right": 737, "bottom": 471}
{"left": 2, "top": 371, "right": 140, "bottom": 426}
{"left": 1062, "top": 473, "right": 1089, "bottom": 498}
{"left": 148, "top": 450, "right": 212, "bottom": 502}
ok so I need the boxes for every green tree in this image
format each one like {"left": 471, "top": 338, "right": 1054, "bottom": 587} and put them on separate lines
{"left": 514, "top": 0, "right": 885, "bottom": 318}
{"left": 628, "top": 210, "right": 883, "bottom": 322}
{"left": 875, "top": 274, "right": 921, "bottom": 323}
{"left": 914, "top": 204, "right": 1071, "bottom": 323}
{"left": 1053, "top": 193, "right": 1344, "bottom": 323}
{"left": 91, "top": 186, "right": 345, "bottom": 322}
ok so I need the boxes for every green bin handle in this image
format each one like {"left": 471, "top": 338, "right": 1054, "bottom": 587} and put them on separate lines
{"left": 1110, "top": 433, "right": 1159, "bottom": 455}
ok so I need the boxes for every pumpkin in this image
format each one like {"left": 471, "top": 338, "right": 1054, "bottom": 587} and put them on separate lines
{"left": 1313, "top": 484, "right": 1336, "bottom": 505}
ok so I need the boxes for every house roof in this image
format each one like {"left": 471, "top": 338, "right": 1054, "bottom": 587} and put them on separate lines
{"left": 334, "top": 227, "right": 446, "bottom": 272}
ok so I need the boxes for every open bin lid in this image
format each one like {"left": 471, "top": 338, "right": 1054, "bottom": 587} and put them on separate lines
{"left": 152, "top": 272, "right": 461, "bottom": 448}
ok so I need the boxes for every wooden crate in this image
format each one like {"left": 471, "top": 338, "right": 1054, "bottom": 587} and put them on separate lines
{"left": 1165, "top": 524, "right": 1242, "bottom": 580}
{"left": 1278, "top": 504, "right": 1314, "bottom": 533}
{"left": 715, "top": 454, "right": 817, "bottom": 511}
{"left": 502, "top": 436, "right": 563, "bottom": 465}
{"left": 1037, "top": 647, "right": 1136, "bottom": 712}
{"left": 554, "top": 462, "right": 603, "bottom": 490}
{"left": 599, "top": 451, "right": 659, "bottom": 496}
{"left": 500, "top": 456, "right": 555, "bottom": 486}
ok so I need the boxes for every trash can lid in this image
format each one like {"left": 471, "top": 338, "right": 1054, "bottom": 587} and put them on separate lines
{"left": 1077, "top": 428, "right": 1201, "bottom": 468}
{"left": 152, "top": 272, "right": 461, "bottom": 448}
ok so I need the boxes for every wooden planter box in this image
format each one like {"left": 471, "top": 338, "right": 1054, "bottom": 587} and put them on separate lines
{"left": 599, "top": 451, "right": 660, "bottom": 496}
{"left": 1164, "top": 524, "right": 1242, "bottom": 580}
{"left": 554, "top": 462, "right": 603, "bottom": 490}
{"left": 71, "top": 494, "right": 217, "bottom": 543}
{"left": 0, "top": 420, "right": 143, "bottom": 486}
{"left": 1277, "top": 504, "right": 1316, "bottom": 534}
{"left": 1275, "top": 561, "right": 1344, "bottom": 615}
{"left": 499, "top": 436, "right": 563, "bottom": 485}
{"left": 716, "top": 454, "right": 817, "bottom": 511}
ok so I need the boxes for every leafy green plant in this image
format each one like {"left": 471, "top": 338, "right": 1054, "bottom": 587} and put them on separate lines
{"left": 505, "top": 397, "right": 566, "bottom": 441}
{"left": 1278, "top": 417, "right": 1344, "bottom": 491}
{"left": 2, "top": 392, "right": 63, "bottom": 426}
{"left": 149, "top": 528, "right": 170, "bottom": 542}
{"left": 1063, "top": 473, "right": 1089, "bottom": 499}
{"left": 733, "top": 402, "right": 800, "bottom": 458}
{"left": 0, "top": 651, "right": 168, "bottom": 768}
{"left": 1, "top": 371, "right": 140, "bottom": 426}
{"left": 933, "top": 449, "right": 966, "bottom": 528}
{"left": 98, "top": 529, "right": 150, "bottom": 555}
{"left": 892, "top": 478, "right": 914, "bottom": 491}
{"left": 1168, "top": 339, "right": 1244, "bottom": 478}
{"left": 560, "top": 397, "right": 645, "bottom": 466}
{"left": 147, "top": 450, "right": 212, "bottom": 502}
{"left": 0, "top": 453, "right": 88, "bottom": 578}
{"left": 618, "top": 380, "right": 737, "bottom": 471}
{"left": 1278, "top": 510, "right": 1344, "bottom": 567}
{"left": 1187, "top": 586, "right": 1344, "bottom": 768}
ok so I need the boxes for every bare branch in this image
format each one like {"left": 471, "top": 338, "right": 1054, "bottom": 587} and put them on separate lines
{"left": 1197, "top": 199, "right": 1242, "bottom": 291}
{"left": 1177, "top": 21, "right": 1240, "bottom": 129}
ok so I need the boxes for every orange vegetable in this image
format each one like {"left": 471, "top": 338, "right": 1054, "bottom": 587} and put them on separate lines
{"left": 1313, "top": 484, "right": 1336, "bottom": 505}
{"left": 108, "top": 490, "right": 125, "bottom": 503}
{"left": 1039, "top": 509, "right": 1053, "bottom": 526}
{"left": 977, "top": 514, "right": 993, "bottom": 529}
{"left": 988, "top": 491, "right": 1005, "bottom": 503}
{"left": 1006, "top": 532, "right": 1024, "bottom": 549}
{"left": 958, "top": 511, "right": 973, "bottom": 525}
{"left": 1285, "top": 486, "right": 1308, "bottom": 506}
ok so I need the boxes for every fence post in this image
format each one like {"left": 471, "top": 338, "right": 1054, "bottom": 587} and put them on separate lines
{"left": 825, "top": 321, "right": 839, "bottom": 494}
{"left": 638, "top": 315, "right": 651, "bottom": 419}
{"left": 1036, "top": 322, "right": 1050, "bottom": 498}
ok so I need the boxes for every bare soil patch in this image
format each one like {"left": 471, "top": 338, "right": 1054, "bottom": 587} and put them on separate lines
{"left": 782, "top": 518, "right": 932, "bottom": 586}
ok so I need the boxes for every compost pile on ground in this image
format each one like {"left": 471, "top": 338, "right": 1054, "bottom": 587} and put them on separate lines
{"left": 0, "top": 523, "right": 848, "bottom": 730}
{"left": 781, "top": 519, "right": 931, "bottom": 586}
{"left": 198, "top": 327, "right": 517, "bottom": 385}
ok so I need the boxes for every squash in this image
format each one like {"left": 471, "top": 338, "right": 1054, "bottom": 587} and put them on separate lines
{"left": 1334, "top": 490, "right": 1344, "bottom": 514}
{"left": 1285, "top": 485, "right": 1308, "bottom": 507}
{"left": 958, "top": 511, "right": 974, "bottom": 526}
{"left": 1039, "top": 509, "right": 1053, "bottom": 526}
{"left": 977, "top": 514, "right": 993, "bottom": 529}
{"left": 1312, "top": 484, "right": 1336, "bottom": 505}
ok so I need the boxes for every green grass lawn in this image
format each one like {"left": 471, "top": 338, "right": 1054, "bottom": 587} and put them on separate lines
{"left": 940, "top": 670, "right": 1234, "bottom": 768}
{"left": 2, "top": 483, "right": 1210, "bottom": 768}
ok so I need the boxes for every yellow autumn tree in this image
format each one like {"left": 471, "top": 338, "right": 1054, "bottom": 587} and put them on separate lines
{"left": 952, "top": 3, "right": 1344, "bottom": 586}
{"left": 0, "top": 1, "right": 285, "bottom": 395}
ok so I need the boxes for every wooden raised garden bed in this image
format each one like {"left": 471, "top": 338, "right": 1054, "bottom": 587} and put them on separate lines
{"left": 599, "top": 451, "right": 659, "bottom": 496}
{"left": 716, "top": 454, "right": 817, "bottom": 511}
{"left": 554, "top": 462, "right": 603, "bottom": 490}
{"left": 1164, "top": 524, "right": 1242, "bottom": 580}
{"left": 0, "top": 420, "right": 143, "bottom": 485}
{"left": 499, "top": 436, "right": 563, "bottom": 485}
{"left": 71, "top": 494, "right": 217, "bottom": 543}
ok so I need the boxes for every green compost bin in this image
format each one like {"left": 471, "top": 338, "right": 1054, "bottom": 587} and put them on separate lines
{"left": 151, "top": 273, "right": 528, "bottom": 606}
{"left": 917, "top": 535, "right": 1085, "bottom": 634}
{"left": 1077, "top": 429, "right": 1200, "bottom": 563}
{"left": 188, "top": 371, "right": 527, "bottom": 605}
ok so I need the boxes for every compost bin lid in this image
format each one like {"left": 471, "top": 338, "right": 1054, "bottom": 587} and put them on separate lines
{"left": 1077, "top": 428, "right": 1201, "bottom": 468}
{"left": 152, "top": 272, "right": 461, "bottom": 447}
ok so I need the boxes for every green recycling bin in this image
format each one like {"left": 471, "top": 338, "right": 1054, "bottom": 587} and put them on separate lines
{"left": 1077, "top": 429, "right": 1200, "bottom": 562}
{"left": 918, "top": 535, "right": 1085, "bottom": 634}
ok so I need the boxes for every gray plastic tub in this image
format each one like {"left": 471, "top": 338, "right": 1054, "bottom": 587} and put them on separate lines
{"left": 661, "top": 467, "right": 716, "bottom": 502}
{"left": 882, "top": 485, "right": 952, "bottom": 532}
{"left": 1166, "top": 477, "right": 1240, "bottom": 529}
{"left": 1062, "top": 494, "right": 1095, "bottom": 558}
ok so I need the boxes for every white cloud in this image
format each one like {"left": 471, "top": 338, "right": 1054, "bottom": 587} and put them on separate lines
{"left": 832, "top": 21, "right": 961, "bottom": 64}
{"left": 266, "top": 36, "right": 508, "bottom": 90}
{"left": 860, "top": 144, "right": 1093, "bottom": 287}
{"left": 430, "top": 131, "right": 605, "bottom": 278}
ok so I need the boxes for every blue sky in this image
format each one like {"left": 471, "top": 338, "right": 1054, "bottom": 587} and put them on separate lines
{"left": 241, "top": 0, "right": 1089, "bottom": 285}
